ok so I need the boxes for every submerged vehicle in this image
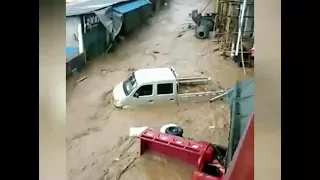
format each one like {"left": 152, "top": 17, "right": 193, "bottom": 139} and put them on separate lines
{"left": 112, "top": 67, "right": 225, "bottom": 108}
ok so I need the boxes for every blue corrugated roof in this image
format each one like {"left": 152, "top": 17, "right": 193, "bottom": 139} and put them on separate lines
{"left": 66, "top": 0, "right": 129, "bottom": 16}
{"left": 113, "top": 0, "right": 151, "bottom": 13}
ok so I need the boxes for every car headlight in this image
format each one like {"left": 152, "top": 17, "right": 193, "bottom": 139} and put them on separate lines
{"left": 113, "top": 99, "right": 122, "bottom": 107}
{"left": 112, "top": 96, "right": 118, "bottom": 103}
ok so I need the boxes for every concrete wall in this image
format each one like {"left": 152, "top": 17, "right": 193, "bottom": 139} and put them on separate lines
{"left": 66, "top": 16, "right": 81, "bottom": 47}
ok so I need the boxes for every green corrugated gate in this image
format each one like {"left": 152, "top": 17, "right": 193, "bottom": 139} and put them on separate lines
{"left": 81, "top": 14, "right": 111, "bottom": 60}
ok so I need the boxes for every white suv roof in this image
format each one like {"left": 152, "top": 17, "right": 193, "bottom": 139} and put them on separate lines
{"left": 134, "top": 67, "right": 176, "bottom": 85}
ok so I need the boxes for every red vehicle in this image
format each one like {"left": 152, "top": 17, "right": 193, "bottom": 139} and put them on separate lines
{"left": 138, "top": 128, "right": 225, "bottom": 180}
{"left": 138, "top": 79, "right": 254, "bottom": 180}
{"left": 138, "top": 114, "right": 253, "bottom": 180}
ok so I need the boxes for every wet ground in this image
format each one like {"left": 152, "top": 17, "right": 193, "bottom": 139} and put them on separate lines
{"left": 66, "top": 0, "right": 253, "bottom": 180}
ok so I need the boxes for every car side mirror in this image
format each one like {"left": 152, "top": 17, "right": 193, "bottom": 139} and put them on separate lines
{"left": 134, "top": 93, "right": 139, "bottom": 98}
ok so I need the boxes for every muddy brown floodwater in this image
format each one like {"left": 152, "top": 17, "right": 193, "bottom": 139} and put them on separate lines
{"left": 66, "top": 0, "right": 253, "bottom": 180}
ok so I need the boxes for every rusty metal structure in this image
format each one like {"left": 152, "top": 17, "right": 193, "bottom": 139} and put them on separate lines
{"left": 213, "top": 0, "right": 254, "bottom": 66}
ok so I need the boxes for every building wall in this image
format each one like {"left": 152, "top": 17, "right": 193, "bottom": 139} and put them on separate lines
{"left": 66, "top": 13, "right": 111, "bottom": 60}
{"left": 66, "top": 52, "right": 86, "bottom": 76}
{"left": 66, "top": 16, "right": 81, "bottom": 47}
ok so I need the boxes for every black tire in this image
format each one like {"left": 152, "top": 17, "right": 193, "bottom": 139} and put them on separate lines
{"left": 165, "top": 126, "right": 184, "bottom": 137}
{"left": 195, "top": 25, "right": 209, "bottom": 39}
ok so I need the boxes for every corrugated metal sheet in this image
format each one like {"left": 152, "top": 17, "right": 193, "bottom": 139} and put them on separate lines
{"left": 113, "top": 0, "right": 151, "bottom": 13}
{"left": 82, "top": 22, "right": 108, "bottom": 59}
{"left": 119, "top": 1, "right": 152, "bottom": 34}
{"left": 66, "top": 0, "right": 130, "bottom": 16}
{"left": 224, "top": 78, "right": 254, "bottom": 170}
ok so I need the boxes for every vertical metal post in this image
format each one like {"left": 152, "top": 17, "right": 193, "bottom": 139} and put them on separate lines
{"left": 235, "top": 0, "right": 247, "bottom": 56}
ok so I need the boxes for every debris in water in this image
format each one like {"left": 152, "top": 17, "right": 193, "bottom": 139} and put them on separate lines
{"left": 127, "top": 68, "right": 136, "bottom": 71}
{"left": 177, "top": 23, "right": 194, "bottom": 37}
{"left": 77, "top": 76, "right": 88, "bottom": 83}
{"left": 101, "top": 69, "right": 114, "bottom": 74}
{"left": 82, "top": 165, "right": 87, "bottom": 171}
{"left": 177, "top": 31, "right": 185, "bottom": 37}
{"left": 213, "top": 48, "right": 220, "bottom": 52}
{"left": 129, "top": 126, "right": 148, "bottom": 137}
{"left": 186, "top": 23, "right": 192, "bottom": 29}
{"left": 220, "top": 51, "right": 229, "bottom": 57}
{"left": 118, "top": 36, "right": 125, "bottom": 41}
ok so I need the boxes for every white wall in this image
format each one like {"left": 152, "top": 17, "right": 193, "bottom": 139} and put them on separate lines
{"left": 66, "top": 16, "right": 81, "bottom": 47}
